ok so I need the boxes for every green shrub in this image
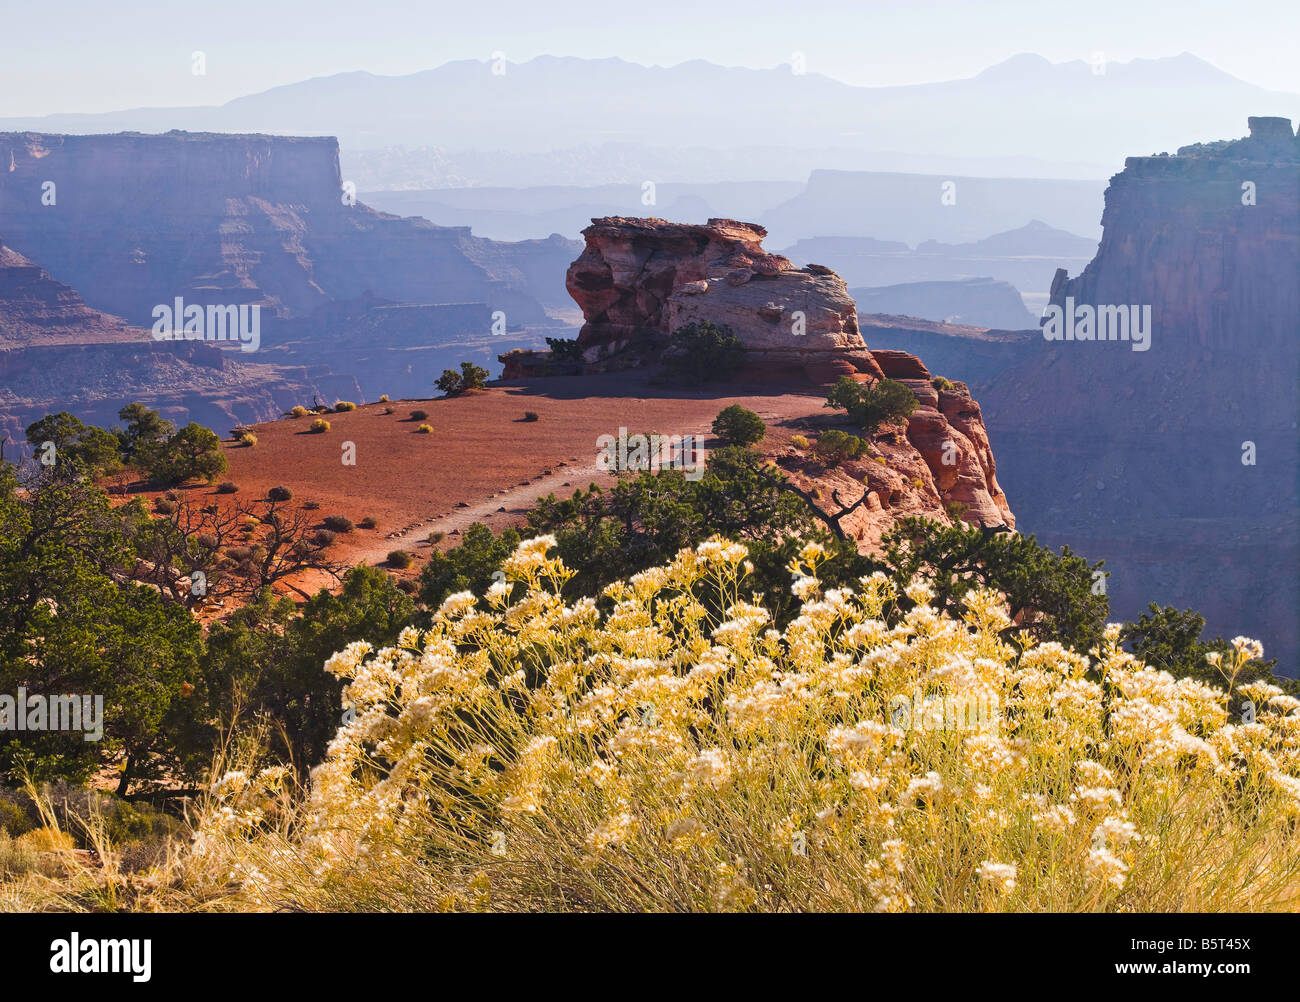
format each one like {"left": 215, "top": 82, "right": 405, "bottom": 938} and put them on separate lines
{"left": 932, "top": 376, "right": 955, "bottom": 392}
{"left": 139, "top": 422, "right": 228, "bottom": 485}
{"left": 711, "top": 405, "right": 766, "bottom": 447}
{"left": 428, "top": 531, "right": 446, "bottom": 545}
{"left": 662, "top": 321, "right": 744, "bottom": 384}
{"left": 437, "top": 361, "right": 490, "bottom": 397}
{"left": 790, "top": 434, "right": 810, "bottom": 451}
{"left": 387, "top": 550, "right": 414, "bottom": 569}
{"left": 359, "top": 516, "right": 378, "bottom": 530}
{"left": 323, "top": 515, "right": 354, "bottom": 533}
{"left": 824, "top": 377, "right": 919, "bottom": 434}
{"left": 813, "top": 429, "right": 867, "bottom": 466}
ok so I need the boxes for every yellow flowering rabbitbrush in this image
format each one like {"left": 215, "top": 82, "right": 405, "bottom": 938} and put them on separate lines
{"left": 196, "top": 537, "right": 1300, "bottom": 912}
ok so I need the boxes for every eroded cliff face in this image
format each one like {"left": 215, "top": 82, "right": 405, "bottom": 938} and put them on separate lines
{"left": 0, "top": 234, "right": 332, "bottom": 443}
{"left": 0, "top": 131, "right": 566, "bottom": 328}
{"left": 525, "top": 216, "right": 1015, "bottom": 536}
{"left": 981, "top": 117, "right": 1300, "bottom": 666}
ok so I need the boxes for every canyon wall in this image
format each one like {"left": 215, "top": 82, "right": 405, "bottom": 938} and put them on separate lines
{"left": 0, "top": 131, "right": 567, "bottom": 330}
{"left": 979, "top": 117, "right": 1300, "bottom": 668}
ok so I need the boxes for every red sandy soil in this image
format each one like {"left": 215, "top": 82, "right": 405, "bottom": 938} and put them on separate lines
{"left": 148, "top": 373, "right": 838, "bottom": 598}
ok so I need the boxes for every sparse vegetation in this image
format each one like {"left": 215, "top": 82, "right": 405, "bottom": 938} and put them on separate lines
{"left": 216, "top": 481, "right": 239, "bottom": 494}
{"left": 662, "top": 320, "right": 744, "bottom": 384}
{"left": 268, "top": 485, "right": 293, "bottom": 502}
{"left": 334, "top": 401, "right": 357, "bottom": 412}
{"left": 322, "top": 515, "right": 354, "bottom": 533}
{"left": 812, "top": 428, "right": 867, "bottom": 466}
{"left": 237, "top": 431, "right": 258, "bottom": 447}
{"left": 791, "top": 434, "right": 810, "bottom": 451}
{"left": 310, "top": 418, "right": 331, "bottom": 434}
{"left": 416, "top": 424, "right": 433, "bottom": 434}
{"left": 825, "top": 376, "right": 919, "bottom": 434}
{"left": 523, "top": 411, "right": 539, "bottom": 422}
{"left": 409, "top": 410, "right": 428, "bottom": 422}
{"left": 359, "top": 516, "right": 378, "bottom": 530}
{"left": 436, "top": 361, "right": 490, "bottom": 397}
{"left": 290, "top": 406, "right": 308, "bottom": 418}
{"left": 711, "top": 404, "right": 766, "bottom": 447}
{"left": 387, "top": 549, "right": 414, "bottom": 569}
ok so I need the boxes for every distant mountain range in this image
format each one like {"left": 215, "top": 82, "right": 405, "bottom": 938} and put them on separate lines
{"left": 783, "top": 221, "right": 1100, "bottom": 299}
{"left": 3, "top": 53, "right": 1296, "bottom": 187}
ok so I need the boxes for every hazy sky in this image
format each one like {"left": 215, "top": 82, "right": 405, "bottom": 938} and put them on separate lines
{"left": 3, "top": 0, "right": 1297, "bottom": 117}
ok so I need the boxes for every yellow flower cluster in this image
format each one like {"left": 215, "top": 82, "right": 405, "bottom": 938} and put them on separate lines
{"left": 202, "top": 536, "right": 1300, "bottom": 912}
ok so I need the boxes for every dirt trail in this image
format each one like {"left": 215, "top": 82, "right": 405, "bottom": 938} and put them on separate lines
{"left": 348, "top": 407, "right": 733, "bottom": 565}
{"left": 350, "top": 459, "right": 606, "bottom": 564}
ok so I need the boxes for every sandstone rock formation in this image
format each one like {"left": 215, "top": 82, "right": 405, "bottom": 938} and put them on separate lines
{"left": 510, "top": 216, "right": 1015, "bottom": 534}
{"left": 561, "top": 217, "right": 884, "bottom": 382}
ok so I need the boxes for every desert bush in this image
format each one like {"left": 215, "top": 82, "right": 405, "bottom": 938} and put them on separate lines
{"left": 310, "top": 419, "right": 331, "bottom": 434}
{"left": 382, "top": 407, "right": 394, "bottom": 416}
{"left": 944, "top": 499, "right": 970, "bottom": 523}
{"left": 378, "top": 395, "right": 390, "bottom": 403}
{"left": 437, "top": 362, "right": 490, "bottom": 397}
{"left": 825, "top": 377, "right": 919, "bottom": 434}
{"left": 409, "top": 410, "right": 429, "bottom": 422}
{"left": 290, "top": 406, "right": 309, "bottom": 418}
{"left": 312, "top": 529, "right": 337, "bottom": 547}
{"left": 216, "top": 481, "right": 239, "bottom": 494}
{"left": 932, "top": 376, "right": 955, "bottom": 392}
{"left": 0, "top": 790, "right": 35, "bottom": 837}
{"left": 153, "top": 498, "right": 178, "bottom": 515}
{"left": 302, "top": 500, "right": 320, "bottom": 511}
{"left": 323, "top": 516, "right": 354, "bottom": 533}
{"left": 335, "top": 401, "right": 357, "bottom": 412}
{"left": 395, "top": 578, "right": 418, "bottom": 595}
{"left": 813, "top": 429, "right": 867, "bottom": 467}
{"left": 359, "top": 516, "right": 379, "bottom": 530}
{"left": 711, "top": 405, "right": 766, "bottom": 447}
{"left": 428, "top": 531, "right": 446, "bottom": 545}
{"left": 416, "top": 424, "right": 433, "bottom": 434}
{"left": 184, "top": 538, "right": 1300, "bottom": 913}
{"left": 523, "top": 412, "right": 539, "bottom": 423}
{"left": 387, "top": 550, "right": 414, "bottom": 569}
{"left": 237, "top": 432, "right": 258, "bottom": 448}
{"left": 268, "top": 486, "right": 293, "bottom": 502}
{"left": 662, "top": 321, "right": 744, "bottom": 384}
{"left": 790, "top": 434, "right": 810, "bottom": 451}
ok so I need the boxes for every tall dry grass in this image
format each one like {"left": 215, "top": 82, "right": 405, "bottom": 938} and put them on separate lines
{"left": 5, "top": 537, "right": 1299, "bottom": 911}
